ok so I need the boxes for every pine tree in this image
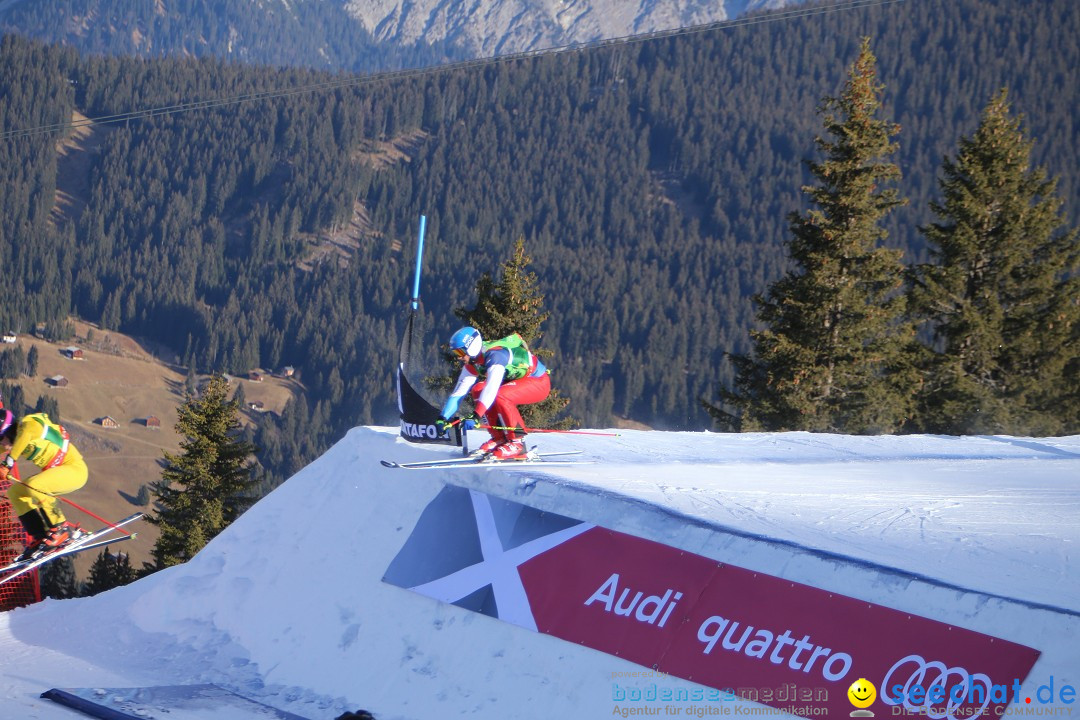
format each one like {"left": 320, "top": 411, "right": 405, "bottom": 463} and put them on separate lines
{"left": 147, "top": 374, "right": 257, "bottom": 570}
{"left": 135, "top": 483, "right": 151, "bottom": 506}
{"left": 0, "top": 347, "right": 25, "bottom": 378}
{"left": 232, "top": 381, "right": 246, "bottom": 409}
{"left": 461, "top": 238, "right": 549, "bottom": 344}
{"left": 454, "top": 238, "right": 573, "bottom": 429}
{"left": 909, "top": 89, "right": 1080, "bottom": 435}
{"left": 0, "top": 382, "right": 27, "bottom": 416}
{"left": 26, "top": 345, "right": 38, "bottom": 376}
{"left": 39, "top": 556, "right": 79, "bottom": 599}
{"left": 85, "top": 547, "right": 136, "bottom": 595}
{"left": 34, "top": 394, "right": 60, "bottom": 421}
{"left": 706, "top": 38, "right": 915, "bottom": 433}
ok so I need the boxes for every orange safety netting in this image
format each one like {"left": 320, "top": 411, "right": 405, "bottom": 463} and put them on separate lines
{"left": 0, "top": 474, "right": 41, "bottom": 611}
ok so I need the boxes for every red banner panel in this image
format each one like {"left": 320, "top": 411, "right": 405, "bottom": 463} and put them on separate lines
{"left": 387, "top": 487, "right": 1041, "bottom": 719}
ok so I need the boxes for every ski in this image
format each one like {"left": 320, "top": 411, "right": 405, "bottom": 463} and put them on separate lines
{"left": 381, "top": 450, "right": 584, "bottom": 470}
{"left": 418, "top": 458, "right": 591, "bottom": 470}
{"left": 52, "top": 530, "right": 139, "bottom": 557}
{"left": 0, "top": 512, "right": 144, "bottom": 587}
{"left": 0, "top": 512, "right": 144, "bottom": 578}
{"left": 0, "top": 530, "right": 140, "bottom": 574}
{"left": 381, "top": 454, "right": 489, "bottom": 469}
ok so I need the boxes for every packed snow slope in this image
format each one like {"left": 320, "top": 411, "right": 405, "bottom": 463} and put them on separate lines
{"left": 0, "top": 428, "right": 1077, "bottom": 720}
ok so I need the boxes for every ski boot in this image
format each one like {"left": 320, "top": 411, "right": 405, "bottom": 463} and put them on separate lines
{"left": 41, "top": 521, "right": 85, "bottom": 550}
{"left": 490, "top": 440, "right": 528, "bottom": 461}
{"left": 472, "top": 437, "right": 503, "bottom": 457}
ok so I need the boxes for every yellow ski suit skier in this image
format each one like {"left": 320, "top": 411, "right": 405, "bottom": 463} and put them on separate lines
{"left": 2, "top": 412, "right": 88, "bottom": 532}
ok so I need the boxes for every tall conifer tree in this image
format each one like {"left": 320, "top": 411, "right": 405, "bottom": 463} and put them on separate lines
{"left": 910, "top": 90, "right": 1080, "bottom": 434}
{"left": 148, "top": 374, "right": 256, "bottom": 569}
{"left": 454, "top": 238, "right": 572, "bottom": 429}
{"left": 707, "top": 38, "right": 915, "bottom": 433}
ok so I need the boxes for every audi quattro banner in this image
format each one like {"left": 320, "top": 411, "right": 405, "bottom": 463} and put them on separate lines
{"left": 384, "top": 486, "right": 1041, "bottom": 719}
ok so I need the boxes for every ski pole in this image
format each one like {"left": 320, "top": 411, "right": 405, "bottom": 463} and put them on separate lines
{"left": 3, "top": 474, "right": 136, "bottom": 537}
{"left": 480, "top": 424, "right": 620, "bottom": 437}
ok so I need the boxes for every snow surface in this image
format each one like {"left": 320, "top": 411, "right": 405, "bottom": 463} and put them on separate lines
{"left": 0, "top": 427, "right": 1077, "bottom": 719}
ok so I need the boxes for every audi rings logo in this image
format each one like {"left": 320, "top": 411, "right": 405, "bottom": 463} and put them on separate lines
{"left": 882, "top": 655, "right": 993, "bottom": 720}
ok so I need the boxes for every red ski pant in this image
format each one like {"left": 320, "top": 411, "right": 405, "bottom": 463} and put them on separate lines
{"left": 471, "top": 372, "right": 551, "bottom": 442}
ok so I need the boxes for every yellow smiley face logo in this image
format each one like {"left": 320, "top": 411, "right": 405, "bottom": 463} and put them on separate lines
{"left": 848, "top": 678, "right": 877, "bottom": 709}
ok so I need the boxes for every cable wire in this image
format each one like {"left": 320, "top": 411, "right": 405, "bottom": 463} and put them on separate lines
{"left": 0, "top": 0, "right": 905, "bottom": 142}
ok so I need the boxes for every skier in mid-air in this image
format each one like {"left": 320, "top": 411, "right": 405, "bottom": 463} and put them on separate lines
{"left": 437, "top": 326, "right": 551, "bottom": 460}
{"left": 0, "top": 411, "right": 88, "bottom": 560}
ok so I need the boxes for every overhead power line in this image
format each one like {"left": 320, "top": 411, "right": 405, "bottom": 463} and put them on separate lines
{"left": 0, "top": 0, "right": 905, "bottom": 142}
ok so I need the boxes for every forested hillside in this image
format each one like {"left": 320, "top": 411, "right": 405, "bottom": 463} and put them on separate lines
{"left": 0, "top": 0, "right": 1076, "bottom": 488}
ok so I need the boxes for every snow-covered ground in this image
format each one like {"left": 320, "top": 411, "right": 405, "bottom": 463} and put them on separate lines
{"left": 0, "top": 427, "right": 1077, "bottom": 719}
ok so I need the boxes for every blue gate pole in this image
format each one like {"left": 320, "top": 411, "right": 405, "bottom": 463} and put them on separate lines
{"left": 411, "top": 215, "right": 427, "bottom": 311}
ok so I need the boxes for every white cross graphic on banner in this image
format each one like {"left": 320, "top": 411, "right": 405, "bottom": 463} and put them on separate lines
{"left": 409, "top": 490, "right": 594, "bottom": 630}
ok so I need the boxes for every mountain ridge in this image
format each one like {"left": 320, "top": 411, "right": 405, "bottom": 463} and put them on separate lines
{"left": 0, "top": 0, "right": 805, "bottom": 71}
{"left": 343, "top": 0, "right": 800, "bottom": 56}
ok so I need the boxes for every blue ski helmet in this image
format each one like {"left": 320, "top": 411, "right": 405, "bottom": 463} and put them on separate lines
{"left": 449, "top": 326, "right": 483, "bottom": 359}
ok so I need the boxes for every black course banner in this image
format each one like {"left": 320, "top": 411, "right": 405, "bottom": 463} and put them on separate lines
{"left": 397, "top": 313, "right": 459, "bottom": 446}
